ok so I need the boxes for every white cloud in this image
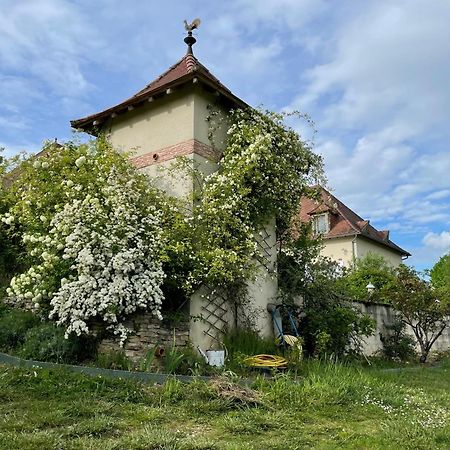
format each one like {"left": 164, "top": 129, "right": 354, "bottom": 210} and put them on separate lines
{"left": 423, "top": 231, "right": 450, "bottom": 251}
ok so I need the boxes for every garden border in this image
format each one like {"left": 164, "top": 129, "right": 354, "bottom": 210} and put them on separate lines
{"left": 0, "top": 351, "right": 212, "bottom": 384}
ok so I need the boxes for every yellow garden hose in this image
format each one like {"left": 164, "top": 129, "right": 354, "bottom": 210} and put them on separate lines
{"left": 244, "top": 354, "right": 288, "bottom": 369}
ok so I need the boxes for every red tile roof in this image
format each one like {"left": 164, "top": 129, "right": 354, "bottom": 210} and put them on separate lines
{"left": 299, "top": 187, "right": 410, "bottom": 256}
{"left": 71, "top": 53, "right": 247, "bottom": 133}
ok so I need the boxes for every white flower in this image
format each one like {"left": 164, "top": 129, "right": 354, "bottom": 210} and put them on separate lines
{"left": 33, "top": 160, "right": 41, "bottom": 169}
{"left": 75, "top": 156, "right": 86, "bottom": 168}
{"left": 41, "top": 161, "right": 49, "bottom": 169}
{"left": 66, "top": 180, "right": 74, "bottom": 187}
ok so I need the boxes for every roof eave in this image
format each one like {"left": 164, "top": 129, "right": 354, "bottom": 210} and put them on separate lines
{"left": 322, "top": 232, "right": 410, "bottom": 257}
{"left": 71, "top": 72, "right": 248, "bottom": 134}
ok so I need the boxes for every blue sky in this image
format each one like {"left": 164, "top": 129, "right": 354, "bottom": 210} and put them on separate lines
{"left": 1, "top": 0, "right": 450, "bottom": 270}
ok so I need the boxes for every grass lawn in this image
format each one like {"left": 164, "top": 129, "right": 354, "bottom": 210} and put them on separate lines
{"left": 0, "top": 360, "right": 449, "bottom": 449}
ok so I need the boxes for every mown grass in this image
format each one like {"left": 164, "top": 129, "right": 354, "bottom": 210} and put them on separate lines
{"left": 1, "top": 360, "right": 449, "bottom": 449}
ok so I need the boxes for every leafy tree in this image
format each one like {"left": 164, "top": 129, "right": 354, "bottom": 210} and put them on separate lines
{"left": 339, "top": 253, "right": 395, "bottom": 303}
{"left": 430, "top": 253, "right": 450, "bottom": 291}
{"left": 387, "top": 265, "right": 450, "bottom": 363}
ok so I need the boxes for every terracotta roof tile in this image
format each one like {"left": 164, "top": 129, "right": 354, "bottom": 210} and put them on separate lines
{"left": 71, "top": 53, "right": 246, "bottom": 132}
{"left": 299, "top": 186, "right": 410, "bottom": 256}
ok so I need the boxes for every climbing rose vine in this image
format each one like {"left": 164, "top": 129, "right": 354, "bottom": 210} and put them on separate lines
{"left": 2, "top": 139, "right": 165, "bottom": 342}
{"left": 184, "top": 108, "right": 324, "bottom": 289}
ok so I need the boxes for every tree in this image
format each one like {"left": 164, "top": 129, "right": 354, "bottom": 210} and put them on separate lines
{"left": 388, "top": 265, "right": 450, "bottom": 363}
{"left": 430, "top": 253, "right": 450, "bottom": 291}
{"left": 339, "top": 253, "right": 395, "bottom": 303}
{"left": 0, "top": 149, "right": 26, "bottom": 291}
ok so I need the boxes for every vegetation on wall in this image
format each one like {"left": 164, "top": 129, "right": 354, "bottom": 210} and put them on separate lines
{"left": 278, "top": 226, "right": 375, "bottom": 358}
{"left": 0, "top": 107, "right": 324, "bottom": 344}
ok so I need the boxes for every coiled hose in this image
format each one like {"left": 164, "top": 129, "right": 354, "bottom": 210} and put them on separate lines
{"left": 244, "top": 354, "right": 288, "bottom": 368}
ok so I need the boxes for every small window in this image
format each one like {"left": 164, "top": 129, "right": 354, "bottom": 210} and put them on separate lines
{"left": 313, "top": 213, "right": 329, "bottom": 234}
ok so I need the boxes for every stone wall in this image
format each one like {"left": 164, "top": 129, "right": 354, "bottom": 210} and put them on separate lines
{"left": 98, "top": 312, "right": 190, "bottom": 363}
{"left": 353, "top": 300, "right": 450, "bottom": 355}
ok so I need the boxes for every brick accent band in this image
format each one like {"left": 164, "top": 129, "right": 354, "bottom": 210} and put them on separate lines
{"left": 130, "top": 139, "right": 220, "bottom": 169}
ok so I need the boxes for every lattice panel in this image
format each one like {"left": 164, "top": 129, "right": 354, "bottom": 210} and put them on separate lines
{"left": 255, "top": 227, "right": 276, "bottom": 274}
{"left": 200, "top": 286, "right": 229, "bottom": 337}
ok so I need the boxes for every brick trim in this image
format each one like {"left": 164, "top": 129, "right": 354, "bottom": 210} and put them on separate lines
{"left": 130, "top": 139, "right": 220, "bottom": 169}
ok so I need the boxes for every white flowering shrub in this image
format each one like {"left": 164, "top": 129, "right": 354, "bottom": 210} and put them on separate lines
{"left": 2, "top": 139, "right": 165, "bottom": 342}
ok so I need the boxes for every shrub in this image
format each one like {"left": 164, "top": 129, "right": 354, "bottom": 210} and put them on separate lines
{"left": 20, "top": 323, "right": 96, "bottom": 364}
{"left": 0, "top": 308, "right": 39, "bottom": 351}
{"left": 279, "top": 251, "right": 375, "bottom": 358}
{"left": 380, "top": 319, "right": 416, "bottom": 361}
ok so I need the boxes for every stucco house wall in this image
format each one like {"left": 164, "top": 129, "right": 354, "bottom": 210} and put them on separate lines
{"left": 356, "top": 237, "right": 403, "bottom": 267}
{"left": 319, "top": 236, "right": 404, "bottom": 268}
{"left": 320, "top": 236, "right": 355, "bottom": 266}
{"left": 95, "top": 82, "right": 276, "bottom": 351}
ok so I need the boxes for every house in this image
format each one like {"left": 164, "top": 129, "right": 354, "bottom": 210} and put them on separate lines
{"left": 70, "top": 28, "right": 277, "bottom": 355}
{"left": 299, "top": 187, "right": 410, "bottom": 267}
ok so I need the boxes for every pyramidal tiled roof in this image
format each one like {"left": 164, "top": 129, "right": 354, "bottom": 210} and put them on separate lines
{"left": 299, "top": 186, "right": 410, "bottom": 257}
{"left": 71, "top": 53, "right": 246, "bottom": 132}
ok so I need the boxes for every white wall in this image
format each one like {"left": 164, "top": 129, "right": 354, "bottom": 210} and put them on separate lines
{"left": 320, "top": 236, "right": 355, "bottom": 267}
{"left": 356, "top": 237, "right": 403, "bottom": 267}
{"left": 104, "top": 88, "right": 195, "bottom": 157}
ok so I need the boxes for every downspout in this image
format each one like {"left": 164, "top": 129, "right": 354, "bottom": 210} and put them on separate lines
{"left": 351, "top": 235, "right": 358, "bottom": 266}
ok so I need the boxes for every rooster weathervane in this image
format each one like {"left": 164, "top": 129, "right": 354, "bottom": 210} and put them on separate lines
{"left": 183, "top": 18, "right": 201, "bottom": 54}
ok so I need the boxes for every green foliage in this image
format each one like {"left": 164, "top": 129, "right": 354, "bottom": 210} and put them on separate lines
{"left": 430, "top": 253, "right": 450, "bottom": 291}
{"left": 223, "top": 327, "right": 279, "bottom": 357}
{"left": 339, "top": 253, "right": 395, "bottom": 303}
{"left": 279, "top": 251, "right": 375, "bottom": 358}
{"left": 138, "top": 347, "right": 157, "bottom": 372}
{"left": 2, "top": 138, "right": 166, "bottom": 340}
{"left": 20, "top": 323, "right": 96, "bottom": 364}
{"left": 163, "top": 346, "right": 185, "bottom": 374}
{"left": 388, "top": 264, "right": 450, "bottom": 363}
{"left": 380, "top": 319, "right": 416, "bottom": 361}
{"left": 0, "top": 308, "right": 39, "bottom": 351}
{"left": 164, "top": 108, "right": 324, "bottom": 293}
{"left": 0, "top": 149, "right": 26, "bottom": 290}
{"left": 95, "top": 350, "right": 132, "bottom": 371}
{"left": 1, "top": 360, "right": 450, "bottom": 448}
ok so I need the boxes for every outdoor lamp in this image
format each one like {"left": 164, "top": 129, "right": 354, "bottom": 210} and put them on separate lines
{"left": 366, "top": 283, "right": 375, "bottom": 295}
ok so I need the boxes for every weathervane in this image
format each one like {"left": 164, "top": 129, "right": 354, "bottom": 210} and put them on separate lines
{"left": 183, "top": 18, "right": 201, "bottom": 54}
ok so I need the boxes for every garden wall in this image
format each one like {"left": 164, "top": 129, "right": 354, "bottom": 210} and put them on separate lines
{"left": 353, "top": 300, "right": 450, "bottom": 355}
{"left": 98, "top": 312, "right": 190, "bottom": 362}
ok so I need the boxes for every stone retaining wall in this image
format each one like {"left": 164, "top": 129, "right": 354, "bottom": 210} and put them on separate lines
{"left": 98, "top": 313, "right": 190, "bottom": 362}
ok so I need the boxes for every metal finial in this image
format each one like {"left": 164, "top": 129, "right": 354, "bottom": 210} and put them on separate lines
{"left": 183, "top": 18, "right": 201, "bottom": 54}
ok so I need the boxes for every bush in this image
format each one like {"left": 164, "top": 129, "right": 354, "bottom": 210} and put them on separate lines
{"left": 380, "top": 319, "right": 416, "bottom": 361}
{"left": 20, "top": 323, "right": 96, "bottom": 364}
{"left": 0, "top": 309, "right": 39, "bottom": 351}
